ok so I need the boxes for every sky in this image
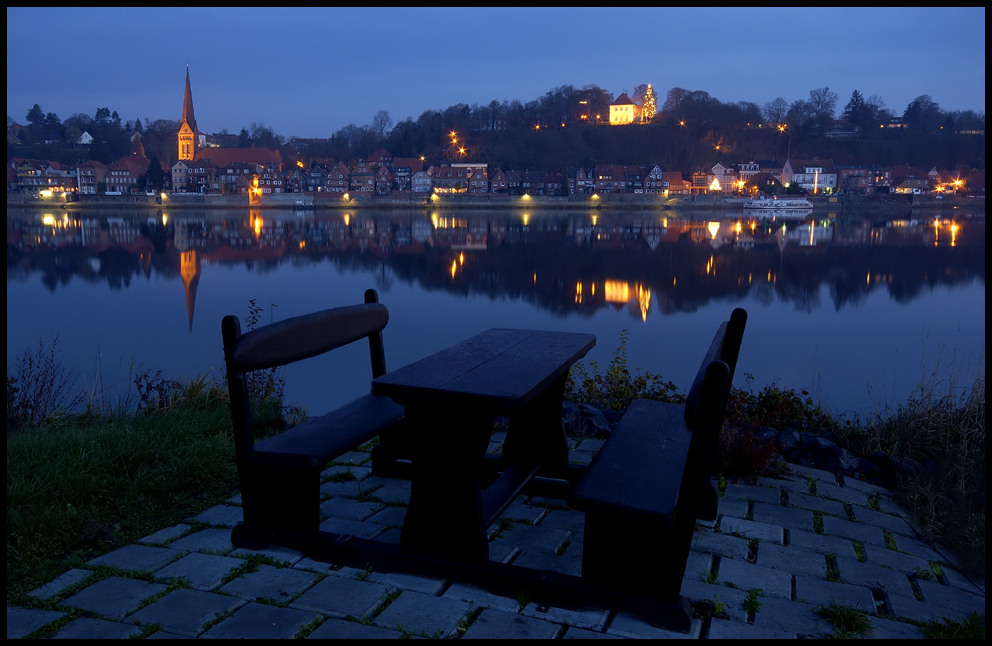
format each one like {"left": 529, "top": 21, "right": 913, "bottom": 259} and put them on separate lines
{"left": 6, "top": 7, "right": 986, "bottom": 140}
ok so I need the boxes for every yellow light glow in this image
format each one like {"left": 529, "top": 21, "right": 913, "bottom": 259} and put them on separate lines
{"left": 707, "top": 221, "right": 720, "bottom": 238}
{"left": 343, "top": 192, "right": 350, "bottom": 200}
{"left": 450, "top": 260, "right": 457, "bottom": 279}
{"left": 575, "top": 281, "right": 583, "bottom": 304}
{"left": 710, "top": 178, "right": 721, "bottom": 191}
{"left": 39, "top": 190, "right": 53, "bottom": 197}
{"left": 459, "top": 252, "right": 465, "bottom": 265}
{"left": 604, "top": 280, "right": 629, "bottom": 303}
{"left": 521, "top": 213, "right": 530, "bottom": 226}
{"left": 42, "top": 214, "right": 56, "bottom": 226}
{"left": 343, "top": 213, "right": 350, "bottom": 226}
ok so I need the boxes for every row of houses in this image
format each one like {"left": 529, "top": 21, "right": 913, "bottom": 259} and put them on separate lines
{"left": 8, "top": 146, "right": 977, "bottom": 199}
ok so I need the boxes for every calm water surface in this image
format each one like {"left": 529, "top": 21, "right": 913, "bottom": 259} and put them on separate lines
{"left": 6, "top": 206, "right": 985, "bottom": 418}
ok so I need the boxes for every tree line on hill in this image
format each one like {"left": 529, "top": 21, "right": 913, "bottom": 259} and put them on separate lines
{"left": 8, "top": 84, "right": 985, "bottom": 175}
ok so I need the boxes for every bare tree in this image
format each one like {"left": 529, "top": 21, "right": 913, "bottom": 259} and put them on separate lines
{"left": 762, "top": 97, "right": 789, "bottom": 124}
{"left": 371, "top": 110, "right": 393, "bottom": 139}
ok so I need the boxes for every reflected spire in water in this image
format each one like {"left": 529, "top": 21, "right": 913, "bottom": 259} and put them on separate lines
{"left": 180, "top": 249, "right": 200, "bottom": 333}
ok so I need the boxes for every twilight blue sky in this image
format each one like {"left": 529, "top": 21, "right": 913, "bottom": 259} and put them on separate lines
{"left": 7, "top": 7, "right": 986, "bottom": 140}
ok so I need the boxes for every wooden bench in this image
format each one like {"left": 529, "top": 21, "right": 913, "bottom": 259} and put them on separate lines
{"left": 568, "top": 308, "right": 747, "bottom": 631}
{"left": 221, "top": 289, "right": 405, "bottom": 543}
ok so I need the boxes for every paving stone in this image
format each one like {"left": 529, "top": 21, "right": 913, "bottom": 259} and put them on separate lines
{"left": 231, "top": 542, "right": 307, "bottom": 565}
{"left": 690, "top": 529, "right": 750, "bottom": 560}
{"left": 291, "top": 575, "right": 392, "bottom": 618}
{"left": 510, "top": 546, "right": 582, "bottom": 577}
{"left": 915, "top": 578, "right": 986, "bottom": 619}
{"left": 537, "top": 507, "right": 585, "bottom": 532}
{"left": 167, "top": 527, "right": 235, "bottom": 554}
{"left": 887, "top": 534, "right": 945, "bottom": 563}
{"left": 189, "top": 503, "right": 244, "bottom": 527}
{"left": 717, "top": 556, "right": 792, "bottom": 599}
{"left": 811, "top": 480, "right": 872, "bottom": 505}
{"left": 329, "top": 450, "right": 370, "bottom": 466}
{"left": 87, "top": 543, "right": 180, "bottom": 572}
{"left": 868, "top": 614, "right": 927, "bottom": 639}
{"left": 461, "top": 607, "right": 563, "bottom": 639}
{"left": 716, "top": 516, "right": 784, "bottom": 544}
{"left": 366, "top": 504, "right": 407, "bottom": 528}
{"left": 833, "top": 555, "right": 916, "bottom": 598}
{"left": 320, "top": 496, "right": 386, "bottom": 521}
{"left": 28, "top": 568, "right": 95, "bottom": 601}
{"left": 364, "top": 568, "right": 449, "bottom": 595}
{"left": 126, "top": 588, "right": 246, "bottom": 637}
{"left": 139, "top": 523, "right": 193, "bottom": 545}
{"left": 605, "top": 611, "right": 703, "bottom": 639}
{"left": 365, "top": 479, "right": 412, "bottom": 504}
{"left": 500, "top": 499, "right": 548, "bottom": 524}
{"left": 50, "top": 616, "right": 144, "bottom": 639}
{"left": 490, "top": 523, "right": 571, "bottom": 555}
{"left": 751, "top": 501, "right": 815, "bottom": 529}
{"left": 748, "top": 595, "right": 832, "bottom": 636}
{"left": 154, "top": 552, "right": 246, "bottom": 590}
{"left": 372, "top": 590, "right": 475, "bottom": 637}
{"left": 706, "top": 616, "right": 798, "bottom": 639}
{"left": 787, "top": 527, "right": 859, "bottom": 559}
{"left": 219, "top": 563, "right": 319, "bottom": 602}
{"left": 6, "top": 607, "right": 66, "bottom": 639}
{"left": 793, "top": 575, "right": 876, "bottom": 612}
{"left": 679, "top": 580, "right": 751, "bottom": 623}
{"left": 754, "top": 541, "right": 828, "bottom": 579}
{"left": 849, "top": 505, "right": 917, "bottom": 535}
{"left": 886, "top": 591, "right": 966, "bottom": 625}
{"left": 721, "top": 481, "right": 783, "bottom": 505}
{"left": 61, "top": 575, "right": 168, "bottom": 620}
{"left": 859, "top": 541, "right": 933, "bottom": 574}
{"left": 321, "top": 463, "right": 372, "bottom": 481}
{"left": 820, "top": 515, "right": 889, "bottom": 545}
{"left": 316, "top": 515, "right": 384, "bottom": 539}
{"left": 319, "top": 477, "right": 382, "bottom": 499}
{"left": 443, "top": 581, "right": 522, "bottom": 614}
{"left": 519, "top": 602, "right": 610, "bottom": 632}
{"left": 306, "top": 616, "right": 405, "bottom": 638}
{"left": 787, "top": 491, "right": 848, "bottom": 517}
{"left": 200, "top": 601, "right": 321, "bottom": 639}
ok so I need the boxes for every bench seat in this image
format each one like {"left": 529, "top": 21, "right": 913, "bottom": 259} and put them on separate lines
{"left": 251, "top": 394, "right": 404, "bottom": 469}
{"left": 570, "top": 399, "right": 690, "bottom": 520}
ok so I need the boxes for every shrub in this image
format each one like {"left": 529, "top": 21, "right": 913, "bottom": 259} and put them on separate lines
{"left": 6, "top": 336, "right": 85, "bottom": 431}
{"left": 565, "top": 329, "right": 682, "bottom": 412}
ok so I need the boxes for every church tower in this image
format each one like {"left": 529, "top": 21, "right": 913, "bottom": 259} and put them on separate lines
{"left": 177, "top": 67, "right": 198, "bottom": 162}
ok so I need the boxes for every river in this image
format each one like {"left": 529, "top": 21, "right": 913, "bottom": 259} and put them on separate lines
{"left": 6, "top": 205, "right": 985, "bottom": 419}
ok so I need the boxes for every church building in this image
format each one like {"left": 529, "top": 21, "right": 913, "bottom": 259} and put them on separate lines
{"left": 177, "top": 67, "right": 198, "bottom": 162}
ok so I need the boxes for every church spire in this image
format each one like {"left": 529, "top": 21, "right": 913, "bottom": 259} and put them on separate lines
{"left": 177, "top": 67, "right": 198, "bottom": 162}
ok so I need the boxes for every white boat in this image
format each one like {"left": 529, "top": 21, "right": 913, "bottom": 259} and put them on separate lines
{"left": 743, "top": 196, "right": 813, "bottom": 209}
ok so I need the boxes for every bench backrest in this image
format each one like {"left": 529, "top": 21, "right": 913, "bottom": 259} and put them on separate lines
{"left": 222, "top": 288, "right": 389, "bottom": 457}
{"left": 683, "top": 307, "right": 747, "bottom": 432}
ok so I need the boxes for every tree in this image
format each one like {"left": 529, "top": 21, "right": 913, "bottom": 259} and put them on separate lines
{"left": 26, "top": 104, "right": 44, "bottom": 127}
{"left": 371, "top": 110, "right": 393, "bottom": 139}
{"left": 143, "top": 156, "right": 167, "bottom": 192}
{"left": 238, "top": 127, "right": 251, "bottom": 148}
{"left": 640, "top": 85, "right": 658, "bottom": 123}
{"left": 133, "top": 119, "right": 143, "bottom": 134}
{"left": 903, "top": 95, "right": 943, "bottom": 133}
{"left": 94, "top": 107, "right": 111, "bottom": 123}
{"left": 807, "top": 87, "right": 838, "bottom": 136}
{"left": 762, "top": 97, "right": 789, "bottom": 124}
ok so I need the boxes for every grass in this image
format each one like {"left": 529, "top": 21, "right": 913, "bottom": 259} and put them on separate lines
{"left": 6, "top": 380, "right": 239, "bottom": 600}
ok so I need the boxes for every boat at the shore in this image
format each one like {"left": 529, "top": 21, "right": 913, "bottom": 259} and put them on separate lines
{"left": 743, "top": 196, "right": 814, "bottom": 209}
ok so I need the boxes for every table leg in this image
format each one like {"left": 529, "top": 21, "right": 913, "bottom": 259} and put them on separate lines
{"left": 501, "top": 372, "right": 570, "bottom": 478}
{"left": 400, "top": 406, "right": 494, "bottom": 564}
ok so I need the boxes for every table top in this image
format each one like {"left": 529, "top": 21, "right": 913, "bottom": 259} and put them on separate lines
{"left": 372, "top": 328, "right": 596, "bottom": 412}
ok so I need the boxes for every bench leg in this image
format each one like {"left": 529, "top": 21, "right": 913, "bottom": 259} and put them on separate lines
{"left": 581, "top": 509, "right": 695, "bottom": 603}
{"left": 236, "top": 463, "right": 321, "bottom": 538}
{"left": 698, "top": 480, "right": 720, "bottom": 522}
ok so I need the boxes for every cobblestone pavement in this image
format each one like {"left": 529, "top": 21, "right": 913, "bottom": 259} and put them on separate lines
{"left": 8, "top": 434, "right": 985, "bottom": 639}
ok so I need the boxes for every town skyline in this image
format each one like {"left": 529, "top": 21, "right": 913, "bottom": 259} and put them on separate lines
{"left": 6, "top": 7, "right": 986, "bottom": 140}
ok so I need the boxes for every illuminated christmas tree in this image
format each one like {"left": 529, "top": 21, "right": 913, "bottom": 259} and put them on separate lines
{"left": 641, "top": 84, "right": 657, "bottom": 123}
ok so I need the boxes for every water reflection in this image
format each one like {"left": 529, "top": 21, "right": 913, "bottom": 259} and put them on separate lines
{"left": 7, "top": 207, "right": 984, "bottom": 329}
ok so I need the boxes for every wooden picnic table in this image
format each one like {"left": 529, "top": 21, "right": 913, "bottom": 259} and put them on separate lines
{"left": 371, "top": 328, "right": 596, "bottom": 564}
